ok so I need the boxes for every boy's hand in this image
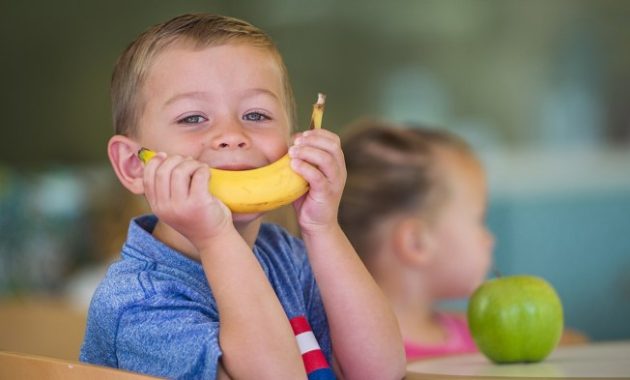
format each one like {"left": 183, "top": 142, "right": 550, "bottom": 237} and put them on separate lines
{"left": 288, "top": 129, "right": 346, "bottom": 234}
{"left": 142, "top": 153, "right": 232, "bottom": 249}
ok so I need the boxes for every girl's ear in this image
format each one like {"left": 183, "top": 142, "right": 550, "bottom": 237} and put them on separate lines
{"left": 392, "top": 217, "right": 435, "bottom": 268}
{"left": 107, "top": 135, "right": 145, "bottom": 194}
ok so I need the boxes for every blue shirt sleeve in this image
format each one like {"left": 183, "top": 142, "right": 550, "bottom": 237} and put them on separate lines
{"left": 81, "top": 217, "right": 335, "bottom": 379}
{"left": 116, "top": 297, "right": 221, "bottom": 380}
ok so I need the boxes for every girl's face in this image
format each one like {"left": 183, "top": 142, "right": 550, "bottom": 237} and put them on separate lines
{"left": 424, "top": 149, "right": 494, "bottom": 299}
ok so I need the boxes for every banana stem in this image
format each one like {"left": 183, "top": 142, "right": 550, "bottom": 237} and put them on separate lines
{"left": 137, "top": 147, "right": 156, "bottom": 164}
{"left": 309, "top": 92, "right": 326, "bottom": 130}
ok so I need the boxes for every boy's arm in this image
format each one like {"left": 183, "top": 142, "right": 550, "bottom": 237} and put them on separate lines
{"left": 197, "top": 227, "right": 306, "bottom": 379}
{"left": 142, "top": 154, "right": 305, "bottom": 379}
{"left": 289, "top": 130, "right": 406, "bottom": 379}
{"left": 302, "top": 226, "right": 406, "bottom": 380}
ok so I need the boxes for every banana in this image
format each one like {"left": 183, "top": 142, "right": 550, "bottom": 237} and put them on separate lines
{"left": 309, "top": 92, "right": 326, "bottom": 130}
{"left": 137, "top": 93, "right": 326, "bottom": 213}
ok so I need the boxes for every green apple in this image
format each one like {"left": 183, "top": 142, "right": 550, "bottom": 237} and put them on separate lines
{"left": 467, "top": 275, "right": 564, "bottom": 364}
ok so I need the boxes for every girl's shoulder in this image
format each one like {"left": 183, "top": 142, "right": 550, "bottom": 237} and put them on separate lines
{"left": 438, "top": 311, "right": 471, "bottom": 336}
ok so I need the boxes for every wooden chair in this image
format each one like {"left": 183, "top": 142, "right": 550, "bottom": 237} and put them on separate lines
{"left": 0, "top": 297, "right": 87, "bottom": 360}
{"left": 0, "top": 351, "right": 161, "bottom": 379}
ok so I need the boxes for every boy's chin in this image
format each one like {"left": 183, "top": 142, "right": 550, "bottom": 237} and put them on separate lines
{"left": 231, "top": 211, "right": 264, "bottom": 223}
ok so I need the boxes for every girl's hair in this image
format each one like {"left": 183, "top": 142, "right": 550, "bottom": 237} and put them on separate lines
{"left": 339, "top": 119, "right": 475, "bottom": 260}
{"left": 111, "top": 13, "right": 296, "bottom": 137}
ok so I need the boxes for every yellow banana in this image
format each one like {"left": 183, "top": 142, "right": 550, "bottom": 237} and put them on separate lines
{"left": 138, "top": 93, "right": 326, "bottom": 213}
{"left": 309, "top": 92, "right": 326, "bottom": 130}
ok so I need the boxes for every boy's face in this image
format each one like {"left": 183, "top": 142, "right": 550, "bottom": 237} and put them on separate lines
{"left": 425, "top": 150, "right": 494, "bottom": 298}
{"left": 135, "top": 42, "right": 291, "bottom": 171}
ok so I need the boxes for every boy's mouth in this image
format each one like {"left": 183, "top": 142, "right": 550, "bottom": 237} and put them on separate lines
{"left": 211, "top": 163, "right": 259, "bottom": 171}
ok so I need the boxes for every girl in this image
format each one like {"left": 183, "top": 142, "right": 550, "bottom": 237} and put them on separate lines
{"left": 339, "top": 119, "right": 494, "bottom": 361}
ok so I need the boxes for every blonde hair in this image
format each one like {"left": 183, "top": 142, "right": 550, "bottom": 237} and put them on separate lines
{"left": 111, "top": 13, "right": 296, "bottom": 137}
{"left": 339, "top": 119, "right": 476, "bottom": 261}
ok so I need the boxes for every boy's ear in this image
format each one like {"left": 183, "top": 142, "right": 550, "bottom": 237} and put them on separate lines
{"left": 392, "top": 217, "right": 435, "bottom": 268}
{"left": 107, "top": 135, "right": 145, "bottom": 195}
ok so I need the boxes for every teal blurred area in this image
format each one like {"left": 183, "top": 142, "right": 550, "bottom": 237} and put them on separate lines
{"left": 484, "top": 147, "right": 630, "bottom": 341}
{"left": 1, "top": 0, "right": 629, "bottom": 347}
{"left": 489, "top": 189, "right": 630, "bottom": 342}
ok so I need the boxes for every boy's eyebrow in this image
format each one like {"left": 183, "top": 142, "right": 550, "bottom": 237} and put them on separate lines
{"left": 243, "top": 88, "right": 282, "bottom": 102}
{"left": 164, "top": 91, "right": 209, "bottom": 107}
{"left": 164, "top": 89, "right": 280, "bottom": 106}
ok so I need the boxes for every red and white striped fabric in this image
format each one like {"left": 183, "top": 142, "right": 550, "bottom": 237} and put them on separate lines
{"left": 290, "top": 316, "right": 336, "bottom": 380}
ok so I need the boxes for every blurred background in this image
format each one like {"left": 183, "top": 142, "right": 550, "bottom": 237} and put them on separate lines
{"left": 1, "top": 0, "right": 629, "bottom": 359}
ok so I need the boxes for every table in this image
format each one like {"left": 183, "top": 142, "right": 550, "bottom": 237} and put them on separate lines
{"left": 0, "top": 351, "right": 161, "bottom": 380}
{"left": 405, "top": 340, "right": 630, "bottom": 379}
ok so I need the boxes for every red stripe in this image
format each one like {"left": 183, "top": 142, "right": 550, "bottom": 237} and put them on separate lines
{"left": 302, "top": 349, "right": 329, "bottom": 373}
{"left": 290, "top": 316, "right": 311, "bottom": 335}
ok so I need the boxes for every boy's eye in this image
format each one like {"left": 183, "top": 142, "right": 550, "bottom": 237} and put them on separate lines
{"left": 243, "top": 112, "right": 270, "bottom": 122}
{"left": 178, "top": 115, "right": 208, "bottom": 124}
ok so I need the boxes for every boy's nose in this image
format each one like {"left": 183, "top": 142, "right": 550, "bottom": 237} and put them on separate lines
{"left": 216, "top": 139, "right": 247, "bottom": 149}
{"left": 211, "top": 123, "right": 251, "bottom": 150}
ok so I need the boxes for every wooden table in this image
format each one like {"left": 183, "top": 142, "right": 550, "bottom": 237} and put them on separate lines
{"left": 406, "top": 340, "right": 630, "bottom": 379}
{"left": 0, "top": 351, "right": 161, "bottom": 380}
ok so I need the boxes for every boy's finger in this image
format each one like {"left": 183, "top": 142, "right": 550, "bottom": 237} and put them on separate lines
{"left": 290, "top": 158, "right": 330, "bottom": 199}
{"left": 142, "top": 152, "right": 166, "bottom": 204}
{"left": 171, "top": 158, "right": 204, "bottom": 200}
{"left": 153, "top": 155, "right": 185, "bottom": 202}
{"left": 294, "top": 130, "right": 344, "bottom": 167}
{"left": 289, "top": 145, "right": 341, "bottom": 184}
{"left": 190, "top": 165, "right": 210, "bottom": 200}
{"left": 298, "top": 129, "right": 340, "bottom": 149}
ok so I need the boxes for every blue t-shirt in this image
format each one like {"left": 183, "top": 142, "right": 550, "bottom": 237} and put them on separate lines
{"left": 80, "top": 215, "right": 334, "bottom": 379}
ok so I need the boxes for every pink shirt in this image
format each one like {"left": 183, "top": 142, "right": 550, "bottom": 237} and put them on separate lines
{"left": 404, "top": 313, "right": 478, "bottom": 361}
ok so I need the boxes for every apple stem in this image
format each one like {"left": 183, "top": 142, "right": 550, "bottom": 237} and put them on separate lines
{"left": 493, "top": 268, "right": 503, "bottom": 278}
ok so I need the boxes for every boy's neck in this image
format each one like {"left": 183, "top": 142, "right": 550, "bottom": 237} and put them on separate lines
{"left": 152, "top": 217, "right": 262, "bottom": 262}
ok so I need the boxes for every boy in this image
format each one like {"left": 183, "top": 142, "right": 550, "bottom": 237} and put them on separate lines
{"left": 80, "top": 13, "right": 405, "bottom": 380}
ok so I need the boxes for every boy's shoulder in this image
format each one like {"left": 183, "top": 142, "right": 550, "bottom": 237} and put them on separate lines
{"left": 88, "top": 215, "right": 209, "bottom": 314}
{"left": 87, "top": 256, "right": 156, "bottom": 319}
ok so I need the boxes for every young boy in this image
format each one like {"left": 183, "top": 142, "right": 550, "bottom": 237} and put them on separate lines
{"left": 80, "top": 13, "right": 405, "bottom": 380}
